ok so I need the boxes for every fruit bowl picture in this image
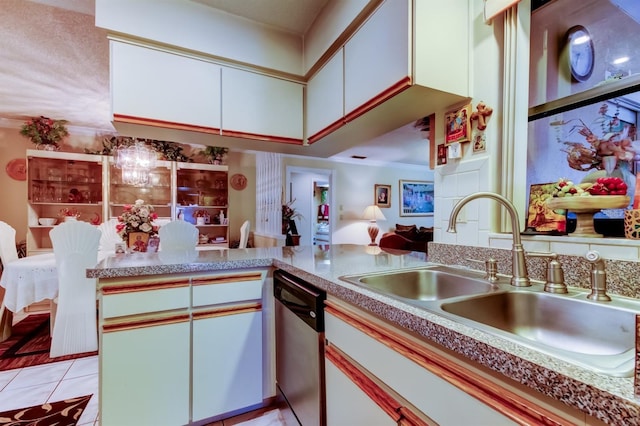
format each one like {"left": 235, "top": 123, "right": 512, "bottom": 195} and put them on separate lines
{"left": 546, "top": 177, "right": 631, "bottom": 238}
{"left": 546, "top": 195, "right": 630, "bottom": 237}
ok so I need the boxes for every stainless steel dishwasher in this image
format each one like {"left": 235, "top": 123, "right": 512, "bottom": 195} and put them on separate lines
{"left": 274, "top": 269, "right": 326, "bottom": 426}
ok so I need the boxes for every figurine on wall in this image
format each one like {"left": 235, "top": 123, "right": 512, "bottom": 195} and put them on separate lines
{"left": 471, "top": 101, "right": 493, "bottom": 131}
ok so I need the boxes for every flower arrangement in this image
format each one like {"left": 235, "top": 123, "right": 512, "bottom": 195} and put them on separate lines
{"left": 551, "top": 103, "right": 637, "bottom": 172}
{"left": 116, "top": 199, "right": 159, "bottom": 242}
{"left": 20, "top": 116, "right": 69, "bottom": 149}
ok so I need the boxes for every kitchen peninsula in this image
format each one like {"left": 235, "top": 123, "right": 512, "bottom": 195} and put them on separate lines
{"left": 88, "top": 245, "right": 639, "bottom": 425}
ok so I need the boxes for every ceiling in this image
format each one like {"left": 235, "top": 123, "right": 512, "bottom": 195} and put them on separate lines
{"left": 1, "top": 0, "right": 430, "bottom": 167}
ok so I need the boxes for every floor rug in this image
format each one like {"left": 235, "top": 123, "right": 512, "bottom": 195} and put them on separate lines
{"left": 0, "top": 314, "right": 97, "bottom": 371}
{"left": 0, "top": 394, "right": 92, "bottom": 426}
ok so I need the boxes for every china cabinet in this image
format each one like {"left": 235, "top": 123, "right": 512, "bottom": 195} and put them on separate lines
{"left": 26, "top": 149, "right": 230, "bottom": 254}
{"left": 26, "top": 150, "right": 107, "bottom": 255}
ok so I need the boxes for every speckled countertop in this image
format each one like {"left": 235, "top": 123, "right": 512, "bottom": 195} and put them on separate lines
{"left": 88, "top": 244, "right": 640, "bottom": 425}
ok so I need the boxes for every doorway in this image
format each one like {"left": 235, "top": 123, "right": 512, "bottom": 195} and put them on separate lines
{"left": 285, "top": 166, "right": 334, "bottom": 246}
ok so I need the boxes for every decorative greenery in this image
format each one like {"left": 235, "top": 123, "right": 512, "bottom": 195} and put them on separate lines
{"left": 200, "top": 146, "right": 229, "bottom": 164}
{"left": 20, "top": 116, "right": 69, "bottom": 148}
{"left": 148, "top": 140, "right": 191, "bottom": 162}
{"left": 85, "top": 136, "right": 192, "bottom": 162}
{"left": 115, "top": 199, "right": 159, "bottom": 242}
{"left": 282, "top": 199, "right": 302, "bottom": 235}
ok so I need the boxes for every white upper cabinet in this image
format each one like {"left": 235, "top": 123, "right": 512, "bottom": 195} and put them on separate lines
{"left": 306, "top": 49, "right": 345, "bottom": 142}
{"left": 111, "top": 41, "right": 222, "bottom": 130}
{"left": 221, "top": 67, "right": 304, "bottom": 141}
{"left": 343, "top": 0, "right": 409, "bottom": 116}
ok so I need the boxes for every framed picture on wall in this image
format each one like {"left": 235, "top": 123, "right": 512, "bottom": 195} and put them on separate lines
{"left": 444, "top": 103, "right": 471, "bottom": 145}
{"left": 524, "top": 183, "right": 567, "bottom": 235}
{"left": 400, "top": 180, "right": 434, "bottom": 216}
{"left": 374, "top": 184, "right": 391, "bottom": 208}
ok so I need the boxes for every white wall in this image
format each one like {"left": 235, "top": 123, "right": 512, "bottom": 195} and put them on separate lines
{"left": 433, "top": 0, "right": 504, "bottom": 245}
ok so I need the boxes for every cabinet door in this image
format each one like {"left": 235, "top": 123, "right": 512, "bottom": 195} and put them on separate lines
{"left": 192, "top": 308, "right": 263, "bottom": 422}
{"left": 175, "top": 163, "right": 229, "bottom": 246}
{"left": 221, "top": 67, "right": 303, "bottom": 141}
{"left": 109, "top": 160, "right": 173, "bottom": 220}
{"left": 306, "top": 49, "right": 344, "bottom": 143}
{"left": 111, "top": 41, "right": 221, "bottom": 129}
{"left": 325, "top": 309, "right": 518, "bottom": 425}
{"left": 325, "top": 357, "right": 399, "bottom": 426}
{"left": 101, "top": 317, "right": 191, "bottom": 426}
{"left": 344, "top": 0, "right": 409, "bottom": 115}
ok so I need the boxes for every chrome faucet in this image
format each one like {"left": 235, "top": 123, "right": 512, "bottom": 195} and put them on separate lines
{"left": 585, "top": 250, "right": 611, "bottom": 302}
{"left": 447, "top": 192, "right": 530, "bottom": 287}
{"left": 526, "top": 251, "right": 567, "bottom": 293}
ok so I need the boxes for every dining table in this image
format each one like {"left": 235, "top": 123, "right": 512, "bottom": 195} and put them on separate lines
{"left": 0, "top": 251, "right": 110, "bottom": 342}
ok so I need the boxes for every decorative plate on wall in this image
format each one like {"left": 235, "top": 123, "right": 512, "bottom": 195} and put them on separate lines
{"left": 6, "top": 158, "right": 26, "bottom": 181}
{"left": 230, "top": 173, "right": 248, "bottom": 191}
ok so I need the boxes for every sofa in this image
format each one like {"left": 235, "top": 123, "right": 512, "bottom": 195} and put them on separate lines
{"left": 379, "top": 224, "right": 433, "bottom": 253}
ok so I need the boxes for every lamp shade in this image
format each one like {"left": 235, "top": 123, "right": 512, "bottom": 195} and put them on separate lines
{"left": 362, "top": 205, "right": 386, "bottom": 221}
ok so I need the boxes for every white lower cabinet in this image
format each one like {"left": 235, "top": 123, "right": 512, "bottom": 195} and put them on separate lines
{"left": 192, "top": 308, "right": 263, "bottom": 422}
{"left": 324, "top": 299, "right": 585, "bottom": 426}
{"left": 99, "top": 270, "right": 268, "bottom": 425}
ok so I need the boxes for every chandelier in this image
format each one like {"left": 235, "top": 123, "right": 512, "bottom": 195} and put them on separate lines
{"left": 114, "top": 142, "right": 156, "bottom": 186}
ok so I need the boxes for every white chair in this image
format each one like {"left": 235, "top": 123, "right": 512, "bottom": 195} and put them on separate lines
{"left": 0, "top": 221, "right": 18, "bottom": 341}
{"left": 159, "top": 220, "right": 198, "bottom": 251}
{"left": 98, "top": 218, "right": 123, "bottom": 253}
{"left": 49, "top": 220, "right": 101, "bottom": 358}
{"left": 238, "top": 220, "right": 250, "bottom": 249}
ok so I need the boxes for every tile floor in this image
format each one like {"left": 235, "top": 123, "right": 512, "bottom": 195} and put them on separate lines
{"left": 0, "top": 311, "right": 292, "bottom": 425}
{"left": 0, "top": 355, "right": 100, "bottom": 425}
{"left": 0, "top": 356, "right": 293, "bottom": 426}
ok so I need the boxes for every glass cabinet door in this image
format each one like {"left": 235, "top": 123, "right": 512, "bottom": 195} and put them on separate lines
{"left": 176, "top": 164, "right": 228, "bottom": 246}
{"left": 109, "top": 160, "right": 173, "bottom": 220}
{"left": 27, "top": 152, "right": 105, "bottom": 254}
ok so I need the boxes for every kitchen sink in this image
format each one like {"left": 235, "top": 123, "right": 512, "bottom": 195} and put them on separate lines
{"left": 339, "top": 266, "right": 499, "bottom": 301}
{"left": 440, "top": 291, "right": 640, "bottom": 376}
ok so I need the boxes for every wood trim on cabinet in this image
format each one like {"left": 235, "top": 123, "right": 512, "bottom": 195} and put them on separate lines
{"left": 101, "top": 278, "right": 190, "bottom": 295}
{"left": 192, "top": 302, "right": 261, "bottom": 321}
{"left": 343, "top": 76, "right": 412, "bottom": 123}
{"left": 113, "top": 114, "right": 221, "bottom": 135}
{"left": 191, "top": 272, "right": 264, "bottom": 287}
{"left": 307, "top": 118, "right": 347, "bottom": 145}
{"left": 220, "top": 129, "right": 303, "bottom": 145}
{"left": 324, "top": 301, "right": 574, "bottom": 426}
{"left": 102, "top": 312, "right": 190, "bottom": 333}
{"left": 326, "top": 345, "right": 403, "bottom": 423}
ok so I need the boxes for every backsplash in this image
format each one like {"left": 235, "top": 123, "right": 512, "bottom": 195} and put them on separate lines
{"left": 428, "top": 242, "right": 640, "bottom": 299}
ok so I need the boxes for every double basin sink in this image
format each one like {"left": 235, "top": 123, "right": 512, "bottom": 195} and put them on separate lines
{"left": 339, "top": 265, "right": 640, "bottom": 377}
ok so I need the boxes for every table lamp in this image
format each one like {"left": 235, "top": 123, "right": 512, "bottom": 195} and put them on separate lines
{"left": 362, "top": 205, "right": 386, "bottom": 246}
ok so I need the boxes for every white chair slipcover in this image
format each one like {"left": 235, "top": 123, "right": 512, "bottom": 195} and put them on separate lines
{"left": 0, "top": 221, "right": 18, "bottom": 341}
{"left": 97, "top": 218, "right": 123, "bottom": 252}
{"left": 49, "top": 220, "right": 101, "bottom": 358}
{"left": 158, "top": 220, "right": 198, "bottom": 251}
{"left": 238, "top": 220, "right": 250, "bottom": 249}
